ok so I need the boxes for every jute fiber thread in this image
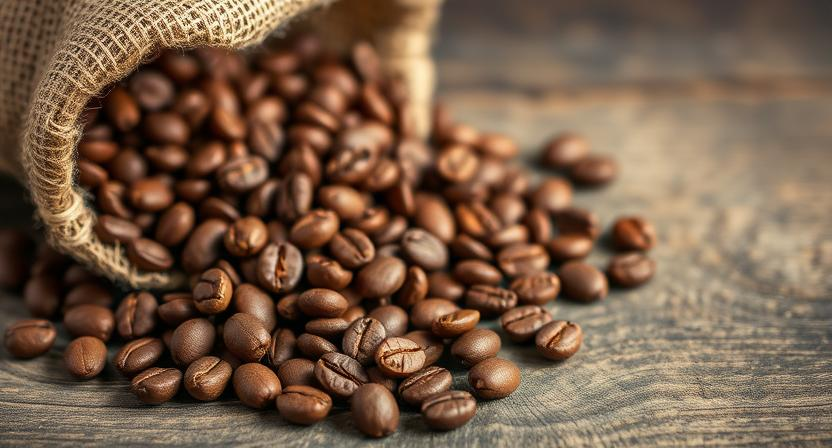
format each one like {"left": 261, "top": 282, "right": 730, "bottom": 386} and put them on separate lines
{"left": 0, "top": 0, "right": 442, "bottom": 288}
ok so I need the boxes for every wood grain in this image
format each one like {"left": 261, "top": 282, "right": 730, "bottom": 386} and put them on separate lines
{"left": 1, "top": 0, "right": 831, "bottom": 446}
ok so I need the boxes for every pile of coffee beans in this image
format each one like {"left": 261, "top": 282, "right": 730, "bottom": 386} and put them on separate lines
{"left": 1, "top": 37, "right": 657, "bottom": 437}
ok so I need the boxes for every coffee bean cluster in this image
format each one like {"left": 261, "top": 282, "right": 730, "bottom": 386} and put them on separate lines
{"left": 1, "top": 37, "right": 657, "bottom": 437}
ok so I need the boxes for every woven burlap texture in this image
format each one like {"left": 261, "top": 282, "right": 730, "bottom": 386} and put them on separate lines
{"left": 0, "top": 0, "right": 441, "bottom": 288}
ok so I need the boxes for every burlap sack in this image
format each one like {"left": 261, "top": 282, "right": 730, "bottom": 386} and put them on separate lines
{"left": 0, "top": 0, "right": 442, "bottom": 288}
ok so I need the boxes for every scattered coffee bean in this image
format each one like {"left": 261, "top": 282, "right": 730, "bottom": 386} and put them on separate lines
{"left": 399, "top": 366, "right": 453, "bottom": 406}
{"left": 570, "top": 155, "right": 617, "bottom": 186}
{"left": 607, "top": 252, "right": 656, "bottom": 287}
{"left": 115, "top": 291, "right": 158, "bottom": 340}
{"left": 468, "top": 357, "right": 520, "bottom": 400}
{"left": 131, "top": 367, "right": 182, "bottom": 404}
{"left": 464, "top": 285, "right": 518, "bottom": 316}
{"left": 4, "top": 319, "right": 56, "bottom": 359}
{"left": 63, "top": 304, "right": 115, "bottom": 342}
{"left": 510, "top": 272, "right": 560, "bottom": 305}
{"left": 535, "top": 320, "right": 583, "bottom": 360}
{"left": 352, "top": 383, "right": 400, "bottom": 438}
{"left": 277, "top": 358, "right": 317, "bottom": 387}
{"left": 113, "top": 337, "right": 165, "bottom": 377}
{"left": 233, "top": 362, "right": 282, "bottom": 409}
{"left": 223, "top": 313, "right": 270, "bottom": 362}
{"left": 432, "top": 309, "right": 480, "bottom": 338}
{"left": 64, "top": 336, "right": 108, "bottom": 379}
{"left": 170, "top": 318, "right": 216, "bottom": 366}
{"left": 559, "top": 261, "right": 608, "bottom": 302}
{"left": 410, "top": 298, "right": 460, "bottom": 330}
{"left": 548, "top": 234, "right": 593, "bottom": 261}
{"left": 233, "top": 284, "right": 277, "bottom": 332}
{"left": 277, "top": 385, "right": 332, "bottom": 425}
{"left": 342, "top": 317, "right": 387, "bottom": 365}
{"left": 314, "top": 352, "right": 368, "bottom": 399}
{"left": 612, "top": 216, "right": 657, "bottom": 251}
{"left": 421, "top": 390, "right": 477, "bottom": 430}
{"left": 451, "top": 328, "right": 501, "bottom": 367}
{"left": 367, "top": 305, "right": 409, "bottom": 337}
{"left": 500, "top": 305, "right": 553, "bottom": 342}
{"left": 183, "top": 356, "right": 233, "bottom": 401}
{"left": 541, "top": 133, "right": 589, "bottom": 169}
{"left": 404, "top": 330, "right": 445, "bottom": 366}
{"left": 375, "top": 337, "right": 426, "bottom": 378}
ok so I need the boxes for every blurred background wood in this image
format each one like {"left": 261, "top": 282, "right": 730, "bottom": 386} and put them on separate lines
{"left": 1, "top": 0, "right": 830, "bottom": 445}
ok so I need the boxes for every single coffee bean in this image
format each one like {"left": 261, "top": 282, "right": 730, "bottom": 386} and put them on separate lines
{"left": 129, "top": 178, "right": 174, "bottom": 212}
{"left": 570, "top": 154, "right": 617, "bottom": 186}
{"left": 607, "top": 252, "right": 656, "bottom": 287}
{"left": 487, "top": 224, "right": 529, "bottom": 248}
{"left": 290, "top": 209, "right": 340, "bottom": 249}
{"left": 63, "top": 304, "right": 115, "bottom": 341}
{"left": 342, "top": 306, "right": 366, "bottom": 324}
{"left": 224, "top": 216, "right": 269, "bottom": 257}
{"left": 453, "top": 260, "right": 503, "bottom": 286}
{"left": 349, "top": 206, "right": 390, "bottom": 235}
{"left": 464, "top": 285, "right": 518, "bottom": 316}
{"left": 436, "top": 144, "right": 479, "bottom": 183}
{"left": 298, "top": 288, "right": 348, "bottom": 318}
{"left": 329, "top": 228, "right": 375, "bottom": 269}
{"left": 130, "top": 70, "right": 174, "bottom": 110}
{"left": 455, "top": 202, "right": 502, "bottom": 239}
{"left": 451, "top": 328, "right": 501, "bottom": 367}
{"left": 199, "top": 196, "right": 240, "bottom": 222}
{"left": 371, "top": 214, "right": 408, "bottom": 246}
{"left": 314, "top": 352, "right": 368, "bottom": 399}
{"left": 342, "top": 317, "right": 387, "bottom": 365}
{"left": 184, "top": 356, "right": 233, "bottom": 401}
{"left": 216, "top": 155, "right": 269, "bottom": 194}
{"left": 368, "top": 305, "right": 408, "bottom": 337}
{"left": 427, "top": 272, "right": 465, "bottom": 301}
{"left": 170, "top": 318, "right": 216, "bottom": 366}
{"left": 277, "top": 385, "right": 332, "bottom": 425}
{"left": 276, "top": 172, "right": 314, "bottom": 222}
{"left": 257, "top": 242, "right": 303, "bottom": 293}
{"left": 612, "top": 216, "right": 657, "bottom": 251}
{"left": 186, "top": 141, "right": 227, "bottom": 178}
{"left": 401, "top": 228, "right": 449, "bottom": 271}
{"left": 548, "top": 235, "right": 593, "bottom": 261}
{"left": 233, "top": 283, "right": 277, "bottom": 332}
{"left": 500, "top": 305, "right": 553, "bottom": 342}
{"left": 143, "top": 111, "right": 190, "bottom": 145}
{"left": 318, "top": 185, "right": 367, "bottom": 221}
{"left": 64, "top": 336, "right": 107, "bottom": 379}
{"left": 127, "top": 238, "right": 174, "bottom": 272}
{"left": 145, "top": 144, "right": 188, "bottom": 172}
{"left": 305, "top": 318, "right": 349, "bottom": 339}
{"left": 450, "top": 234, "right": 493, "bottom": 261}
{"left": 490, "top": 193, "right": 526, "bottom": 226}
{"left": 413, "top": 193, "right": 456, "bottom": 243}
{"left": 529, "top": 178, "right": 572, "bottom": 213}
{"left": 559, "top": 261, "right": 608, "bottom": 302}
{"left": 233, "top": 362, "right": 282, "bottom": 409}
{"left": 432, "top": 309, "right": 480, "bottom": 338}
{"left": 497, "top": 243, "right": 550, "bottom": 278}
{"left": 541, "top": 133, "right": 589, "bottom": 168}
{"left": 267, "top": 328, "right": 296, "bottom": 368}
{"left": 4, "top": 319, "right": 56, "bottom": 359}
{"left": 352, "top": 383, "right": 400, "bottom": 438}
{"left": 375, "top": 337, "right": 426, "bottom": 378}
{"left": 94, "top": 214, "right": 141, "bottom": 244}
{"left": 246, "top": 179, "right": 279, "bottom": 217}
{"left": 23, "top": 276, "right": 61, "bottom": 319}
{"left": 398, "top": 366, "right": 453, "bottom": 406}
{"left": 277, "top": 358, "right": 317, "bottom": 387}
{"left": 157, "top": 297, "right": 198, "bottom": 326}
{"left": 468, "top": 357, "right": 521, "bottom": 400}
{"left": 155, "top": 202, "right": 195, "bottom": 246}
{"left": 536, "top": 320, "right": 583, "bottom": 360}
{"left": 510, "top": 272, "right": 561, "bottom": 305}
{"left": 115, "top": 291, "right": 158, "bottom": 339}
{"left": 396, "top": 266, "right": 428, "bottom": 308}
{"left": 63, "top": 282, "right": 113, "bottom": 311}
{"left": 192, "top": 268, "right": 233, "bottom": 314}
{"left": 296, "top": 333, "right": 338, "bottom": 360}
{"left": 421, "top": 390, "right": 477, "bottom": 431}
{"left": 555, "top": 207, "right": 601, "bottom": 240}
{"left": 113, "top": 337, "right": 164, "bottom": 377}
{"left": 131, "top": 367, "right": 182, "bottom": 404}
{"left": 404, "top": 330, "right": 444, "bottom": 366}
{"left": 524, "top": 208, "right": 553, "bottom": 244}
{"left": 182, "top": 219, "right": 229, "bottom": 274}
{"left": 410, "top": 298, "right": 460, "bottom": 331}
{"left": 276, "top": 294, "right": 301, "bottom": 322}
{"left": 97, "top": 180, "right": 132, "bottom": 219}
{"left": 109, "top": 148, "right": 147, "bottom": 184}
{"left": 223, "top": 313, "right": 271, "bottom": 362}
{"left": 355, "top": 256, "right": 406, "bottom": 299}
{"left": 305, "top": 254, "right": 352, "bottom": 290}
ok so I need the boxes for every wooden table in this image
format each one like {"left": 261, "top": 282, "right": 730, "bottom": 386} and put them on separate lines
{"left": 1, "top": 0, "right": 830, "bottom": 445}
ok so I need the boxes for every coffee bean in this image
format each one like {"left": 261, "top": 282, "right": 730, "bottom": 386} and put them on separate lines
{"left": 115, "top": 291, "right": 158, "bottom": 339}
{"left": 450, "top": 234, "right": 493, "bottom": 261}
{"left": 356, "top": 256, "right": 406, "bottom": 299}
{"left": 413, "top": 194, "right": 456, "bottom": 243}
{"left": 468, "top": 357, "right": 520, "bottom": 400}
{"left": 465, "top": 285, "right": 518, "bottom": 316}
{"left": 183, "top": 356, "right": 233, "bottom": 401}
{"left": 497, "top": 243, "right": 550, "bottom": 278}
{"left": 612, "top": 216, "right": 657, "bottom": 251}
{"left": 401, "top": 228, "right": 448, "bottom": 271}
{"left": 174, "top": 179, "right": 211, "bottom": 203}
{"left": 548, "top": 235, "right": 593, "bottom": 261}
{"left": 328, "top": 228, "right": 375, "bottom": 269}
{"left": 103, "top": 87, "right": 140, "bottom": 131}
{"left": 451, "top": 328, "right": 501, "bottom": 367}
{"left": 437, "top": 144, "right": 479, "bottom": 183}
{"left": 129, "top": 178, "right": 174, "bottom": 212}
{"left": 421, "top": 390, "right": 477, "bottom": 430}
{"left": 233, "top": 363, "right": 282, "bottom": 409}
{"left": 350, "top": 206, "right": 390, "bottom": 235}
{"left": 23, "top": 276, "right": 61, "bottom": 319}
{"left": 367, "top": 305, "right": 408, "bottom": 337}
{"left": 154, "top": 202, "right": 195, "bottom": 246}
{"left": 279, "top": 145, "right": 322, "bottom": 186}
{"left": 535, "top": 320, "right": 583, "bottom": 360}
{"left": 541, "top": 133, "right": 589, "bottom": 168}
{"left": 297, "top": 333, "right": 338, "bottom": 360}
{"left": 192, "top": 268, "right": 233, "bottom": 314}
{"left": 94, "top": 214, "right": 141, "bottom": 244}
{"left": 157, "top": 296, "right": 198, "bottom": 326}
{"left": 130, "top": 70, "right": 175, "bottom": 111}
{"left": 432, "top": 309, "right": 480, "bottom": 338}
{"left": 427, "top": 272, "right": 465, "bottom": 301}
{"left": 63, "top": 304, "right": 115, "bottom": 341}
{"left": 233, "top": 284, "right": 277, "bottom": 332}
{"left": 410, "top": 298, "right": 460, "bottom": 331}
{"left": 570, "top": 155, "right": 617, "bottom": 186}
{"left": 223, "top": 313, "right": 271, "bottom": 362}
{"left": 453, "top": 259, "right": 503, "bottom": 285}
{"left": 399, "top": 366, "right": 453, "bottom": 406}
{"left": 556, "top": 208, "right": 600, "bottom": 239}
{"left": 276, "top": 293, "right": 301, "bottom": 322}
{"left": 268, "top": 328, "right": 296, "bottom": 368}
{"left": 524, "top": 208, "right": 553, "bottom": 244}
{"left": 113, "top": 337, "right": 164, "bottom": 377}
{"left": 314, "top": 352, "right": 368, "bottom": 399}
{"left": 63, "top": 282, "right": 113, "bottom": 311}
{"left": 318, "top": 185, "right": 367, "bottom": 221}
{"left": 404, "top": 330, "right": 444, "bottom": 366}
{"left": 396, "top": 266, "right": 428, "bottom": 308}
{"left": 216, "top": 155, "right": 269, "bottom": 194}
{"left": 145, "top": 144, "right": 188, "bottom": 172}
{"left": 529, "top": 178, "right": 572, "bottom": 213}
{"left": 375, "top": 337, "right": 425, "bottom": 378}
{"left": 246, "top": 179, "right": 279, "bottom": 217}
{"left": 277, "top": 358, "right": 317, "bottom": 387}
{"left": 127, "top": 238, "right": 174, "bottom": 272}
{"left": 559, "top": 261, "right": 608, "bottom": 302}
{"left": 182, "top": 219, "right": 229, "bottom": 274}
{"left": 352, "top": 383, "right": 400, "bottom": 438}
{"left": 500, "top": 305, "right": 553, "bottom": 342}
{"left": 607, "top": 252, "right": 656, "bottom": 287}
{"left": 224, "top": 217, "right": 268, "bottom": 257}
{"left": 109, "top": 148, "right": 147, "bottom": 184}
{"left": 4, "top": 319, "right": 56, "bottom": 359}
{"left": 143, "top": 111, "right": 190, "bottom": 145}
{"left": 131, "top": 367, "right": 182, "bottom": 404}
{"left": 298, "top": 288, "right": 348, "bottom": 318}
{"left": 200, "top": 197, "right": 241, "bottom": 222}
{"left": 290, "top": 209, "right": 340, "bottom": 249}
{"left": 277, "top": 385, "right": 332, "bottom": 425}
{"left": 187, "top": 142, "right": 227, "bottom": 178}
{"left": 366, "top": 366, "right": 397, "bottom": 393}
{"left": 170, "top": 318, "right": 216, "bottom": 366}
{"left": 305, "top": 318, "right": 349, "bottom": 339}
{"left": 305, "top": 254, "right": 352, "bottom": 290}
{"left": 510, "top": 272, "right": 560, "bottom": 305}
{"left": 256, "top": 242, "right": 303, "bottom": 293}
{"left": 342, "top": 317, "right": 387, "bottom": 365}
{"left": 64, "top": 336, "right": 108, "bottom": 379}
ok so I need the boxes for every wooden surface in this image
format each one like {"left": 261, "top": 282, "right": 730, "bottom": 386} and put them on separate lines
{"left": 1, "top": 0, "right": 831, "bottom": 445}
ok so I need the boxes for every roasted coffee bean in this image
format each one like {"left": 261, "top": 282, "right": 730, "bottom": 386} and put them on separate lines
{"left": 356, "top": 256, "right": 406, "bottom": 299}
{"left": 437, "top": 144, "right": 479, "bottom": 183}
{"left": 192, "top": 268, "right": 233, "bottom": 314}
{"left": 421, "top": 390, "right": 477, "bottom": 430}
{"left": 155, "top": 202, "right": 195, "bottom": 246}
{"left": 427, "top": 272, "right": 465, "bottom": 301}
{"left": 257, "top": 242, "right": 303, "bottom": 293}
{"left": 413, "top": 194, "right": 455, "bottom": 243}
{"left": 510, "top": 272, "right": 560, "bottom": 305}
{"left": 157, "top": 297, "right": 198, "bottom": 326}
{"left": 94, "top": 215, "right": 141, "bottom": 244}
{"left": 375, "top": 337, "right": 425, "bottom": 378}
{"left": 328, "top": 228, "right": 375, "bottom": 269}
{"left": 131, "top": 367, "right": 182, "bottom": 404}
{"left": 396, "top": 266, "right": 428, "bottom": 308}
{"left": 305, "top": 255, "right": 352, "bottom": 290}
{"left": 399, "top": 366, "right": 453, "bottom": 407}
{"left": 113, "top": 337, "right": 164, "bottom": 377}
{"left": 556, "top": 208, "right": 601, "bottom": 240}
{"left": 64, "top": 336, "right": 107, "bottom": 379}
{"left": 453, "top": 260, "right": 503, "bottom": 285}
{"left": 404, "top": 330, "right": 444, "bottom": 366}
{"left": 129, "top": 178, "right": 174, "bottom": 212}
{"left": 607, "top": 252, "right": 656, "bottom": 287}
{"left": 318, "top": 185, "right": 366, "bottom": 221}
{"left": 362, "top": 158, "right": 401, "bottom": 192}
{"left": 109, "top": 148, "right": 147, "bottom": 184}
{"left": 548, "top": 235, "right": 593, "bottom": 261}
{"left": 487, "top": 224, "right": 529, "bottom": 248}
{"left": 451, "top": 328, "right": 501, "bottom": 367}
{"left": 367, "top": 366, "right": 398, "bottom": 392}
{"left": 468, "top": 357, "right": 521, "bottom": 400}
{"left": 184, "top": 356, "right": 233, "bottom": 401}
{"left": 570, "top": 155, "right": 617, "bottom": 186}
{"left": 297, "top": 333, "right": 338, "bottom": 360}
{"left": 103, "top": 88, "right": 140, "bottom": 131}
{"left": 385, "top": 181, "right": 415, "bottom": 217}
{"left": 23, "top": 276, "right": 61, "bottom": 319}
{"left": 233, "top": 284, "right": 277, "bottom": 332}
{"left": 500, "top": 305, "right": 553, "bottom": 342}
{"left": 290, "top": 209, "right": 340, "bottom": 249}
{"left": 530, "top": 178, "right": 572, "bottom": 213}
{"left": 496, "top": 243, "right": 550, "bottom": 278}
{"left": 352, "top": 383, "right": 400, "bottom": 438}
{"left": 127, "top": 238, "right": 174, "bottom": 272}
{"left": 145, "top": 144, "right": 188, "bottom": 172}
{"left": 350, "top": 206, "right": 390, "bottom": 235}
{"left": 115, "top": 291, "right": 158, "bottom": 339}
{"left": 170, "top": 318, "right": 216, "bottom": 366}
{"left": 450, "top": 234, "right": 493, "bottom": 261}
{"left": 401, "top": 228, "right": 448, "bottom": 271}
{"left": 217, "top": 155, "right": 268, "bottom": 193}
{"left": 305, "top": 318, "right": 349, "bottom": 339}
{"left": 298, "top": 288, "right": 348, "bottom": 318}
{"left": 130, "top": 70, "right": 175, "bottom": 111}
{"left": 143, "top": 111, "right": 190, "bottom": 145}
{"left": 490, "top": 193, "right": 526, "bottom": 226}
{"left": 559, "top": 261, "right": 608, "bottom": 302}
{"left": 314, "top": 352, "right": 368, "bottom": 399}
{"left": 612, "top": 216, "right": 657, "bottom": 251}
{"left": 248, "top": 119, "right": 284, "bottom": 162}
{"left": 371, "top": 216, "right": 407, "bottom": 247}
{"left": 211, "top": 107, "right": 247, "bottom": 140}
{"left": 175, "top": 179, "right": 211, "bottom": 203}
{"left": 279, "top": 145, "right": 322, "bottom": 186}
{"left": 464, "top": 285, "right": 517, "bottom": 316}
{"left": 541, "top": 133, "right": 589, "bottom": 168}
{"left": 233, "top": 363, "right": 282, "bottom": 409}
{"left": 536, "top": 320, "right": 583, "bottom": 360}
{"left": 342, "top": 317, "right": 386, "bottom": 365}
{"left": 63, "top": 304, "right": 115, "bottom": 341}
{"left": 524, "top": 208, "right": 553, "bottom": 244}
{"left": 268, "top": 328, "right": 296, "bottom": 368}
{"left": 187, "top": 142, "right": 227, "bottom": 178}
{"left": 342, "top": 305, "right": 366, "bottom": 323}
{"left": 277, "top": 358, "right": 317, "bottom": 387}
{"left": 182, "top": 219, "right": 229, "bottom": 274}
{"left": 4, "top": 319, "right": 56, "bottom": 359}
{"left": 432, "top": 309, "right": 480, "bottom": 338}
{"left": 200, "top": 196, "right": 240, "bottom": 222}
{"left": 246, "top": 179, "right": 280, "bottom": 217}
{"left": 223, "top": 313, "right": 271, "bottom": 362}
{"left": 410, "top": 298, "right": 460, "bottom": 331}
{"left": 275, "top": 169, "right": 314, "bottom": 223}
{"left": 224, "top": 217, "right": 268, "bottom": 257}
{"left": 277, "top": 385, "right": 332, "bottom": 425}
{"left": 368, "top": 305, "right": 409, "bottom": 337}
{"left": 63, "top": 282, "right": 113, "bottom": 310}
{"left": 276, "top": 293, "right": 301, "bottom": 321}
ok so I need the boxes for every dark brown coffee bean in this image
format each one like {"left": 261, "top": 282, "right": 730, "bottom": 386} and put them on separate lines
{"left": 385, "top": 180, "right": 415, "bottom": 218}
{"left": 157, "top": 297, "right": 198, "bottom": 326}
{"left": 362, "top": 157, "right": 400, "bottom": 192}
{"left": 396, "top": 266, "right": 428, "bottom": 308}
{"left": 297, "top": 333, "right": 338, "bottom": 360}
{"left": 497, "top": 243, "right": 550, "bottom": 278}
{"left": 143, "top": 111, "right": 189, "bottom": 145}
{"left": 103, "top": 87, "right": 141, "bottom": 131}
{"left": 267, "top": 328, "right": 296, "bottom": 368}
{"left": 352, "top": 383, "right": 399, "bottom": 438}
{"left": 421, "top": 390, "right": 477, "bottom": 430}
{"left": 349, "top": 206, "right": 390, "bottom": 235}
{"left": 173, "top": 88, "right": 211, "bottom": 127}
{"left": 94, "top": 214, "right": 141, "bottom": 244}
{"left": 305, "top": 255, "right": 352, "bottom": 290}
{"left": 130, "top": 70, "right": 174, "bottom": 110}
{"left": 290, "top": 209, "right": 340, "bottom": 249}
{"left": 279, "top": 145, "right": 322, "bottom": 185}
{"left": 223, "top": 313, "right": 271, "bottom": 362}
{"left": 115, "top": 291, "right": 158, "bottom": 339}
{"left": 127, "top": 238, "right": 174, "bottom": 272}
{"left": 325, "top": 141, "right": 379, "bottom": 185}
{"left": 398, "top": 366, "right": 453, "bottom": 407}
{"left": 305, "top": 318, "right": 349, "bottom": 339}
{"left": 174, "top": 179, "right": 211, "bottom": 203}
{"left": 477, "top": 132, "right": 518, "bottom": 159}
{"left": 437, "top": 144, "right": 479, "bottom": 183}
{"left": 375, "top": 337, "right": 425, "bottom": 378}
{"left": 427, "top": 272, "right": 465, "bottom": 301}
{"left": 248, "top": 119, "right": 284, "bottom": 162}
{"left": 453, "top": 260, "right": 503, "bottom": 285}
{"left": 541, "top": 133, "right": 589, "bottom": 168}
{"left": 410, "top": 298, "right": 460, "bottom": 331}
{"left": 64, "top": 336, "right": 107, "bottom": 379}
{"left": 356, "top": 256, "right": 406, "bottom": 299}
{"left": 607, "top": 252, "right": 656, "bottom": 287}
{"left": 559, "top": 261, "right": 608, "bottom": 302}
{"left": 612, "top": 216, "right": 657, "bottom": 251}
{"left": 211, "top": 107, "right": 247, "bottom": 140}
{"left": 448, "top": 235, "right": 492, "bottom": 262}
{"left": 468, "top": 357, "right": 520, "bottom": 400}
{"left": 570, "top": 155, "right": 617, "bottom": 186}
{"left": 233, "top": 362, "right": 282, "bottom": 409}
{"left": 153, "top": 202, "right": 194, "bottom": 246}
{"left": 500, "top": 305, "right": 553, "bottom": 342}
{"left": 276, "top": 293, "right": 301, "bottom": 322}
{"left": 192, "top": 268, "right": 233, "bottom": 315}
{"left": 224, "top": 217, "right": 268, "bottom": 257}
{"left": 145, "top": 144, "right": 188, "bottom": 172}
{"left": 113, "top": 337, "right": 164, "bottom": 377}
{"left": 200, "top": 196, "right": 240, "bottom": 222}
{"left": 548, "top": 235, "right": 593, "bottom": 261}
{"left": 108, "top": 148, "right": 147, "bottom": 184}
{"left": 536, "top": 320, "right": 583, "bottom": 360}
{"left": 216, "top": 155, "right": 268, "bottom": 193}
{"left": 401, "top": 228, "right": 448, "bottom": 271}
{"left": 328, "top": 229, "right": 375, "bottom": 269}
{"left": 182, "top": 219, "right": 229, "bottom": 274}
{"left": 524, "top": 208, "right": 553, "bottom": 244}
{"left": 277, "top": 385, "right": 332, "bottom": 425}
{"left": 556, "top": 207, "right": 601, "bottom": 240}
{"left": 22, "top": 276, "right": 61, "bottom": 319}
{"left": 233, "top": 284, "right": 277, "bottom": 332}
{"left": 298, "top": 288, "right": 348, "bottom": 318}
{"left": 314, "top": 352, "right": 368, "bottom": 399}
{"left": 63, "top": 304, "right": 115, "bottom": 342}
{"left": 97, "top": 181, "right": 132, "bottom": 219}
{"left": 187, "top": 141, "right": 227, "bottom": 178}
{"left": 368, "top": 305, "right": 409, "bottom": 337}
{"left": 489, "top": 194, "right": 526, "bottom": 227}
{"left": 318, "top": 185, "right": 366, "bottom": 221}
{"left": 129, "top": 178, "right": 174, "bottom": 212}
{"left": 184, "top": 356, "right": 233, "bottom": 401}
{"left": 414, "top": 194, "right": 456, "bottom": 243}
{"left": 4, "top": 319, "right": 56, "bottom": 359}
{"left": 432, "top": 309, "right": 480, "bottom": 338}
{"left": 246, "top": 179, "right": 279, "bottom": 217}
{"left": 63, "top": 282, "right": 113, "bottom": 311}
{"left": 131, "top": 367, "right": 182, "bottom": 404}
{"left": 487, "top": 224, "right": 530, "bottom": 248}
{"left": 530, "top": 178, "right": 572, "bottom": 213}
{"left": 170, "top": 318, "right": 216, "bottom": 366}
{"left": 277, "top": 358, "right": 317, "bottom": 387}
{"left": 451, "top": 328, "right": 501, "bottom": 367}
{"left": 342, "top": 317, "right": 386, "bottom": 365}
{"left": 510, "top": 272, "right": 560, "bottom": 305}
{"left": 256, "top": 242, "right": 303, "bottom": 293}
